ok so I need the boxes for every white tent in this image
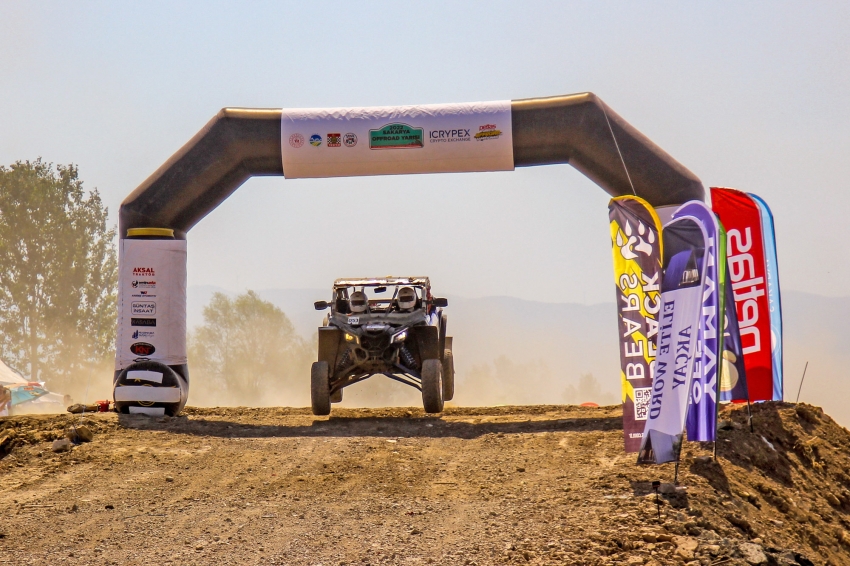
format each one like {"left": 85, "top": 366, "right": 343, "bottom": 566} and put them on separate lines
{"left": 0, "top": 358, "right": 67, "bottom": 414}
{"left": 0, "top": 358, "right": 27, "bottom": 385}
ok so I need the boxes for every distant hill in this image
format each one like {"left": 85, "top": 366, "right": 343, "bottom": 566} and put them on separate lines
{"left": 187, "top": 286, "right": 850, "bottom": 425}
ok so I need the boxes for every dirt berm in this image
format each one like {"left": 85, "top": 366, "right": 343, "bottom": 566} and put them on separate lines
{"left": 2, "top": 402, "right": 850, "bottom": 565}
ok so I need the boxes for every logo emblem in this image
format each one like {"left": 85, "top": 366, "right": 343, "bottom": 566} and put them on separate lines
{"left": 131, "top": 318, "right": 156, "bottom": 327}
{"left": 131, "top": 301, "right": 156, "bottom": 315}
{"left": 343, "top": 133, "right": 358, "bottom": 147}
{"left": 309, "top": 134, "right": 322, "bottom": 147}
{"left": 369, "top": 123, "right": 424, "bottom": 150}
{"left": 327, "top": 133, "right": 342, "bottom": 148}
{"left": 474, "top": 124, "right": 503, "bottom": 141}
{"left": 429, "top": 128, "right": 471, "bottom": 143}
{"left": 289, "top": 133, "right": 305, "bottom": 148}
{"left": 616, "top": 220, "right": 655, "bottom": 260}
{"left": 130, "top": 342, "right": 156, "bottom": 356}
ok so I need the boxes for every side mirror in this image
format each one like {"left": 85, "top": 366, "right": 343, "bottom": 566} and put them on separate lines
{"left": 433, "top": 297, "right": 448, "bottom": 308}
{"left": 314, "top": 301, "right": 329, "bottom": 311}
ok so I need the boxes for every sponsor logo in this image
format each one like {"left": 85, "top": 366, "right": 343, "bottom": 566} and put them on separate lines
{"left": 327, "top": 133, "right": 342, "bottom": 147}
{"left": 131, "top": 301, "right": 156, "bottom": 315}
{"left": 369, "top": 123, "right": 424, "bottom": 149}
{"left": 343, "top": 133, "right": 357, "bottom": 147}
{"left": 289, "top": 133, "right": 304, "bottom": 148}
{"left": 617, "top": 219, "right": 656, "bottom": 260}
{"left": 131, "top": 292, "right": 156, "bottom": 299}
{"left": 347, "top": 316, "right": 360, "bottom": 325}
{"left": 429, "top": 128, "right": 471, "bottom": 143}
{"left": 474, "top": 124, "right": 503, "bottom": 141}
{"left": 728, "top": 227, "right": 767, "bottom": 355}
{"left": 131, "top": 330, "right": 155, "bottom": 339}
{"left": 131, "top": 280, "right": 156, "bottom": 289}
{"left": 131, "top": 318, "right": 156, "bottom": 327}
{"left": 132, "top": 267, "right": 155, "bottom": 276}
{"left": 309, "top": 134, "right": 322, "bottom": 147}
{"left": 130, "top": 342, "right": 156, "bottom": 356}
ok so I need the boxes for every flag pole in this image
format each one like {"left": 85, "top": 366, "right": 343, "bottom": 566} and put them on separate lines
{"left": 795, "top": 361, "right": 809, "bottom": 403}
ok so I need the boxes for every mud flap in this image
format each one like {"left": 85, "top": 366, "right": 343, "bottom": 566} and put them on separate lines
{"left": 318, "top": 327, "right": 342, "bottom": 372}
{"left": 410, "top": 325, "right": 439, "bottom": 363}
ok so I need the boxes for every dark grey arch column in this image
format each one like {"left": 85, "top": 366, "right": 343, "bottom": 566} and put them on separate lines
{"left": 119, "top": 93, "right": 703, "bottom": 236}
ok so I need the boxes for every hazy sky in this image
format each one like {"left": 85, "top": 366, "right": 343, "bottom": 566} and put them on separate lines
{"left": 2, "top": 2, "right": 848, "bottom": 304}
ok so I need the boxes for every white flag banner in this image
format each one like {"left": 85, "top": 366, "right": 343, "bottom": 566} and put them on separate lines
{"left": 638, "top": 215, "right": 707, "bottom": 464}
{"left": 280, "top": 101, "right": 514, "bottom": 178}
{"left": 115, "top": 239, "right": 187, "bottom": 370}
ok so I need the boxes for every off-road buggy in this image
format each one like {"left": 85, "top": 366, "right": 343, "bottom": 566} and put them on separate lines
{"left": 311, "top": 277, "right": 454, "bottom": 415}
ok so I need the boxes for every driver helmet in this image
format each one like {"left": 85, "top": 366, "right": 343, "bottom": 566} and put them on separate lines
{"left": 397, "top": 287, "right": 417, "bottom": 311}
{"left": 350, "top": 291, "right": 368, "bottom": 313}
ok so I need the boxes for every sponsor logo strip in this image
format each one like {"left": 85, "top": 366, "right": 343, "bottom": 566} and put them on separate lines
{"left": 114, "top": 386, "right": 181, "bottom": 403}
{"left": 280, "top": 100, "right": 513, "bottom": 178}
{"left": 127, "top": 370, "right": 164, "bottom": 384}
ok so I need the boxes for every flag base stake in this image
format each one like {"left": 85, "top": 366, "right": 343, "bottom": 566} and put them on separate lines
{"left": 746, "top": 398, "right": 754, "bottom": 433}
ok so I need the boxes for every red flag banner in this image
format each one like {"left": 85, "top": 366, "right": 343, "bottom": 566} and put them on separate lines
{"left": 710, "top": 188, "right": 773, "bottom": 401}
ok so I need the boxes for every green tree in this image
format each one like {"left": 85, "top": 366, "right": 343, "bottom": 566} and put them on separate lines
{"left": 0, "top": 159, "right": 117, "bottom": 394}
{"left": 188, "top": 291, "right": 312, "bottom": 406}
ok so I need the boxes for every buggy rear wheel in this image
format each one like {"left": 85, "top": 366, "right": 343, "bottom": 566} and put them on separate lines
{"left": 421, "top": 359, "right": 444, "bottom": 413}
{"left": 442, "top": 350, "right": 455, "bottom": 401}
{"left": 311, "top": 361, "right": 331, "bottom": 416}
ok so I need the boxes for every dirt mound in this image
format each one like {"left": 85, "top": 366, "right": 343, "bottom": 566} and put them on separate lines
{"left": 0, "top": 402, "right": 847, "bottom": 565}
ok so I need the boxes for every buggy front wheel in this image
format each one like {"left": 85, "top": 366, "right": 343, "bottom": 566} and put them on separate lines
{"left": 421, "top": 359, "right": 444, "bottom": 414}
{"left": 311, "top": 361, "right": 331, "bottom": 416}
{"left": 442, "top": 350, "right": 455, "bottom": 401}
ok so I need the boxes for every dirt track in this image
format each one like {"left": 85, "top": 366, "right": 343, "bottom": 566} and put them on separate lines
{"left": 1, "top": 403, "right": 848, "bottom": 565}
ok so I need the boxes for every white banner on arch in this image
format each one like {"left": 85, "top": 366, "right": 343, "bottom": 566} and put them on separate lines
{"left": 280, "top": 100, "right": 514, "bottom": 178}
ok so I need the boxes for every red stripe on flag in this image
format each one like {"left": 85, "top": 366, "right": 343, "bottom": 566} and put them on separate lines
{"left": 711, "top": 188, "right": 773, "bottom": 402}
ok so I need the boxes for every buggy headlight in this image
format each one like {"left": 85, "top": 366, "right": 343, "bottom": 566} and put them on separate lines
{"left": 345, "top": 333, "right": 360, "bottom": 345}
{"left": 391, "top": 329, "right": 408, "bottom": 344}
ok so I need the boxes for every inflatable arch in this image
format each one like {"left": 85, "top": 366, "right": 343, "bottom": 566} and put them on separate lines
{"left": 113, "top": 92, "right": 704, "bottom": 416}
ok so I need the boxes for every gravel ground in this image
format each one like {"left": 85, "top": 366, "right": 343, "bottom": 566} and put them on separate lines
{"left": 1, "top": 402, "right": 847, "bottom": 565}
